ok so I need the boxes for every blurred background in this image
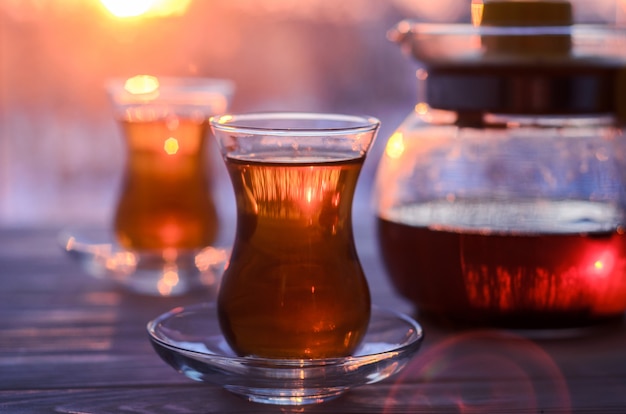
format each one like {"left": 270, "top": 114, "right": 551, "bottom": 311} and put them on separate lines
{"left": 0, "top": 0, "right": 622, "bottom": 229}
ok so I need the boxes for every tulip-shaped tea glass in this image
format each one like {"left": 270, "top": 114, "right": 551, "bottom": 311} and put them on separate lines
{"left": 107, "top": 75, "right": 234, "bottom": 295}
{"left": 210, "top": 113, "right": 380, "bottom": 358}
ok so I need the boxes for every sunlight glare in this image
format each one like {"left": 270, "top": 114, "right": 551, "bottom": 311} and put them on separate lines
{"left": 124, "top": 75, "right": 160, "bottom": 95}
{"left": 100, "top": 0, "right": 192, "bottom": 19}
{"left": 164, "top": 137, "right": 180, "bottom": 155}
{"left": 215, "top": 115, "right": 233, "bottom": 125}
{"left": 471, "top": 0, "right": 484, "bottom": 27}
{"left": 415, "top": 102, "right": 429, "bottom": 115}
{"left": 385, "top": 132, "right": 406, "bottom": 160}
{"left": 100, "top": 0, "right": 152, "bottom": 18}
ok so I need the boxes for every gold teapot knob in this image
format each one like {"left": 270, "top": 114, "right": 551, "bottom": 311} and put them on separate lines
{"left": 477, "top": 0, "right": 573, "bottom": 27}
{"left": 476, "top": 0, "right": 573, "bottom": 56}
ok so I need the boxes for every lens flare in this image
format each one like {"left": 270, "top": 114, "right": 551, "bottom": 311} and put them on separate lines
{"left": 383, "top": 330, "right": 571, "bottom": 414}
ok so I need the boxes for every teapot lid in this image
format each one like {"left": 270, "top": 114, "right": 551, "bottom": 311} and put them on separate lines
{"left": 391, "top": 0, "right": 626, "bottom": 119}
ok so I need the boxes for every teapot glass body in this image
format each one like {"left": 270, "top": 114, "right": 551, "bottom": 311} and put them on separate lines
{"left": 375, "top": 106, "right": 626, "bottom": 328}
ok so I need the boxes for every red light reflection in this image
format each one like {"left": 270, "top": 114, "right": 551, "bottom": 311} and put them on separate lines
{"left": 587, "top": 249, "right": 615, "bottom": 279}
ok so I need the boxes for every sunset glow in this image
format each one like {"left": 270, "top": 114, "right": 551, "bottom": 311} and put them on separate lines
{"left": 99, "top": 0, "right": 192, "bottom": 19}
{"left": 100, "top": 0, "right": 151, "bottom": 18}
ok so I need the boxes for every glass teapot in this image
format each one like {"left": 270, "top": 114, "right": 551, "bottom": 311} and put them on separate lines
{"left": 374, "top": 0, "right": 626, "bottom": 329}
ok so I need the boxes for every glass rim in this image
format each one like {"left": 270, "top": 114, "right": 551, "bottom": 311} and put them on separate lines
{"left": 210, "top": 112, "right": 381, "bottom": 136}
{"left": 390, "top": 21, "right": 626, "bottom": 38}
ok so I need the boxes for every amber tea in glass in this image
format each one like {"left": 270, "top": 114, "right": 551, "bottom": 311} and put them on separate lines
{"left": 114, "top": 117, "right": 217, "bottom": 249}
{"left": 107, "top": 76, "right": 234, "bottom": 295}
{"left": 211, "top": 113, "right": 379, "bottom": 359}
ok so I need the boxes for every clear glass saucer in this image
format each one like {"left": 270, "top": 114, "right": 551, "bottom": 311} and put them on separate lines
{"left": 59, "top": 228, "right": 229, "bottom": 296}
{"left": 147, "top": 302, "right": 423, "bottom": 405}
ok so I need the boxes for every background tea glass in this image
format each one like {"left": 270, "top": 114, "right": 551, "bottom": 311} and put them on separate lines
{"left": 210, "top": 112, "right": 379, "bottom": 359}
{"left": 105, "top": 75, "right": 235, "bottom": 296}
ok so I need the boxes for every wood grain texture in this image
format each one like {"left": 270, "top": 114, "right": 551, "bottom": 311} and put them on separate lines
{"left": 1, "top": 227, "right": 626, "bottom": 413}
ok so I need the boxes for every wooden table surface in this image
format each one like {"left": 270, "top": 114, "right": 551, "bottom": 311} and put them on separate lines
{"left": 2, "top": 223, "right": 626, "bottom": 413}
